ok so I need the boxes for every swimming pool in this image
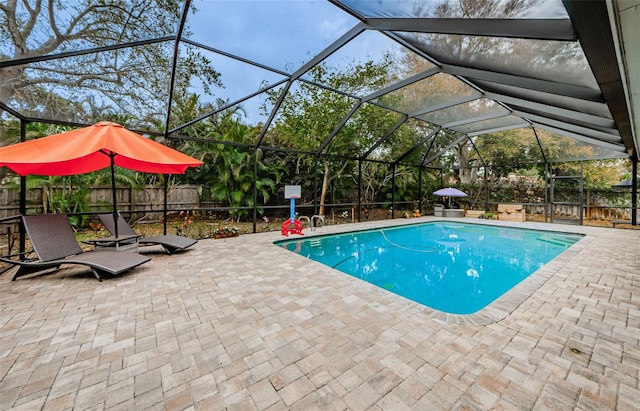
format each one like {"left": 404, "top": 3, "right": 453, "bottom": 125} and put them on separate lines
{"left": 277, "top": 222, "right": 582, "bottom": 314}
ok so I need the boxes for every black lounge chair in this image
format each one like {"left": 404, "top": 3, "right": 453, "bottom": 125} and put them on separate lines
{"left": 98, "top": 213, "right": 197, "bottom": 255}
{"left": 0, "top": 213, "right": 151, "bottom": 281}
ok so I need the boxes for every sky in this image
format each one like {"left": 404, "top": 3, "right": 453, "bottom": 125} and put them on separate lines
{"left": 183, "top": 0, "right": 401, "bottom": 125}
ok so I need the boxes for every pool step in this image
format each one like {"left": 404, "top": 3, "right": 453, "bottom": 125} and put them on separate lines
{"left": 537, "top": 235, "right": 577, "bottom": 246}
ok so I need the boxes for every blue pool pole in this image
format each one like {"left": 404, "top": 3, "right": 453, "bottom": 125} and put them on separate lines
{"left": 290, "top": 197, "right": 295, "bottom": 223}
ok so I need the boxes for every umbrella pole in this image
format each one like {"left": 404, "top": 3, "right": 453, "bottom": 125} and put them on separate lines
{"left": 110, "top": 153, "right": 118, "bottom": 238}
{"left": 163, "top": 175, "right": 168, "bottom": 235}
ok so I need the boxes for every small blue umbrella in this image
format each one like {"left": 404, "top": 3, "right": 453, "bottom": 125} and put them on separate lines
{"left": 433, "top": 187, "right": 467, "bottom": 208}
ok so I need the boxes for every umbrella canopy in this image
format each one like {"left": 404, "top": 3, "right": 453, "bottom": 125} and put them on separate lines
{"left": 433, "top": 187, "right": 468, "bottom": 208}
{"left": 0, "top": 121, "right": 202, "bottom": 175}
{"left": 0, "top": 121, "right": 203, "bottom": 236}
{"left": 433, "top": 187, "right": 468, "bottom": 197}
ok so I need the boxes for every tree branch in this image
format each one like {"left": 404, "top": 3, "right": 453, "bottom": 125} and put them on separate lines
{"left": 46, "top": 0, "right": 62, "bottom": 39}
{"left": 5, "top": 0, "right": 41, "bottom": 56}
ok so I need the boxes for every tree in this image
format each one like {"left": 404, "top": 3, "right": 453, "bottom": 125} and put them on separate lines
{"left": 207, "top": 145, "right": 278, "bottom": 221}
{"left": 264, "top": 59, "right": 398, "bottom": 215}
{"left": 163, "top": 93, "right": 282, "bottom": 220}
{"left": 196, "top": 120, "right": 279, "bottom": 222}
{"left": 472, "top": 129, "right": 543, "bottom": 177}
{"left": 472, "top": 128, "right": 628, "bottom": 192}
{"left": 0, "top": 0, "right": 221, "bottom": 139}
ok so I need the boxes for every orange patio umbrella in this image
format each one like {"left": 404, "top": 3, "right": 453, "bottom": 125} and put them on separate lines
{"left": 0, "top": 121, "right": 203, "bottom": 236}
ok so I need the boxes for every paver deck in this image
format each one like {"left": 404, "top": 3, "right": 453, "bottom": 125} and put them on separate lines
{"left": 0, "top": 217, "right": 639, "bottom": 410}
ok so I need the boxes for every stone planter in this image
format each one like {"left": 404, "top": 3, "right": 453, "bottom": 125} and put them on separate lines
{"left": 214, "top": 233, "right": 239, "bottom": 239}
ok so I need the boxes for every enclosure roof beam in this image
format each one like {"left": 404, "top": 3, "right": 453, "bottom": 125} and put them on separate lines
{"left": 361, "top": 67, "right": 440, "bottom": 103}
{"left": 532, "top": 127, "right": 548, "bottom": 164}
{"left": 0, "top": 37, "right": 175, "bottom": 68}
{"left": 291, "top": 23, "right": 366, "bottom": 81}
{"left": 360, "top": 115, "right": 408, "bottom": 161}
{"left": 381, "top": 30, "right": 443, "bottom": 68}
{"left": 423, "top": 134, "right": 470, "bottom": 166}
{"left": 420, "top": 135, "right": 439, "bottom": 167}
{"left": 410, "top": 94, "right": 483, "bottom": 118}
{"left": 0, "top": 102, "right": 25, "bottom": 120}
{"left": 547, "top": 153, "right": 628, "bottom": 163}
{"left": 181, "top": 38, "right": 290, "bottom": 78}
{"left": 255, "top": 81, "right": 293, "bottom": 148}
{"left": 483, "top": 92, "right": 616, "bottom": 129}
{"left": 512, "top": 110, "right": 623, "bottom": 144}
{"left": 170, "top": 79, "right": 289, "bottom": 134}
{"left": 394, "top": 127, "right": 442, "bottom": 165}
{"left": 365, "top": 18, "right": 576, "bottom": 41}
{"left": 164, "top": 0, "right": 192, "bottom": 141}
{"left": 440, "top": 64, "right": 605, "bottom": 103}
{"left": 441, "top": 111, "right": 512, "bottom": 129}
{"left": 316, "top": 101, "right": 363, "bottom": 155}
{"left": 467, "top": 137, "right": 487, "bottom": 167}
{"left": 531, "top": 122, "right": 628, "bottom": 153}
{"left": 465, "top": 123, "right": 531, "bottom": 137}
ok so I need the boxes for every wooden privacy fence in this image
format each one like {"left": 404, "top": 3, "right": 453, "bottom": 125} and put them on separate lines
{"left": 0, "top": 185, "right": 200, "bottom": 222}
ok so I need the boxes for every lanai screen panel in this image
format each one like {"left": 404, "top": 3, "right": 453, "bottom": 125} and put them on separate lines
{"left": 470, "top": 80, "right": 613, "bottom": 120}
{"left": 471, "top": 128, "right": 546, "bottom": 166}
{"left": 169, "top": 44, "right": 289, "bottom": 130}
{"left": 452, "top": 115, "right": 529, "bottom": 135}
{"left": 261, "top": 81, "right": 358, "bottom": 152}
{"left": 401, "top": 34, "right": 597, "bottom": 90}
{"left": 326, "top": 103, "right": 405, "bottom": 158}
{"left": 418, "top": 98, "right": 510, "bottom": 127}
{"left": 301, "top": 30, "right": 406, "bottom": 97}
{"left": 429, "top": 129, "right": 467, "bottom": 155}
{"left": 364, "top": 118, "right": 431, "bottom": 163}
{"left": 538, "top": 131, "right": 627, "bottom": 162}
{"left": 0, "top": 44, "right": 174, "bottom": 130}
{"left": 394, "top": 30, "right": 613, "bottom": 146}
{"left": 334, "top": 0, "right": 629, "bottom": 162}
{"left": 337, "top": 0, "right": 569, "bottom": 19}
{"left": 370, "top": 73, "right": 480, "bottom": 115}
{"left": 401, "top": 126, "right": 464, "bottom": 167}
{"left": 0, "top": 0, "right": 183, "bottom": 52}
{"left": 0, "top": 1, "right": 183, "bottom": 128}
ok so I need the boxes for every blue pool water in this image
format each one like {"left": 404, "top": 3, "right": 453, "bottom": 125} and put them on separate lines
{"left": 276, "top": 222, "right": 582, "bottom": 314}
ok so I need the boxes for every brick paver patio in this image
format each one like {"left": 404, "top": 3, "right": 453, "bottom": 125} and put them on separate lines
{"left": 1, "top": 217, "right": 639, "bottom": 410}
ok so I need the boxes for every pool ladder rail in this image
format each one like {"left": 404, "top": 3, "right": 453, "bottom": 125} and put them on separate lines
{"left": 299, "top": 215, "right": 325, "bottom": 231}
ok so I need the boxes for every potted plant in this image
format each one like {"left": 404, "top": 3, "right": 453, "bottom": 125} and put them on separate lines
{"left": 214, "top": 226, "right": 239, "bottom": 239}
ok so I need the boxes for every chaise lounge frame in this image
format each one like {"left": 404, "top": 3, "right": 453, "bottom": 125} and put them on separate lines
{"left": 98, "top": 213, "right": 197, "bottom": 255}
{"left": 0, "top": 214, "right": 151, "bottom": 282}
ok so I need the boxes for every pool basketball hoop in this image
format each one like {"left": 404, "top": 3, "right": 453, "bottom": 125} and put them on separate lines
{"left": 282, "top": 185, "right": 304, "bottom": 236}
{"left": 284, "top": 185, "right": 301, "bottom": 200}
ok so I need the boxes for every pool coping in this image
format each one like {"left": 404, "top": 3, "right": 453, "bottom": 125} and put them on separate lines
{"left": 277, "top": 217, "right": 592, "bottom": 325}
